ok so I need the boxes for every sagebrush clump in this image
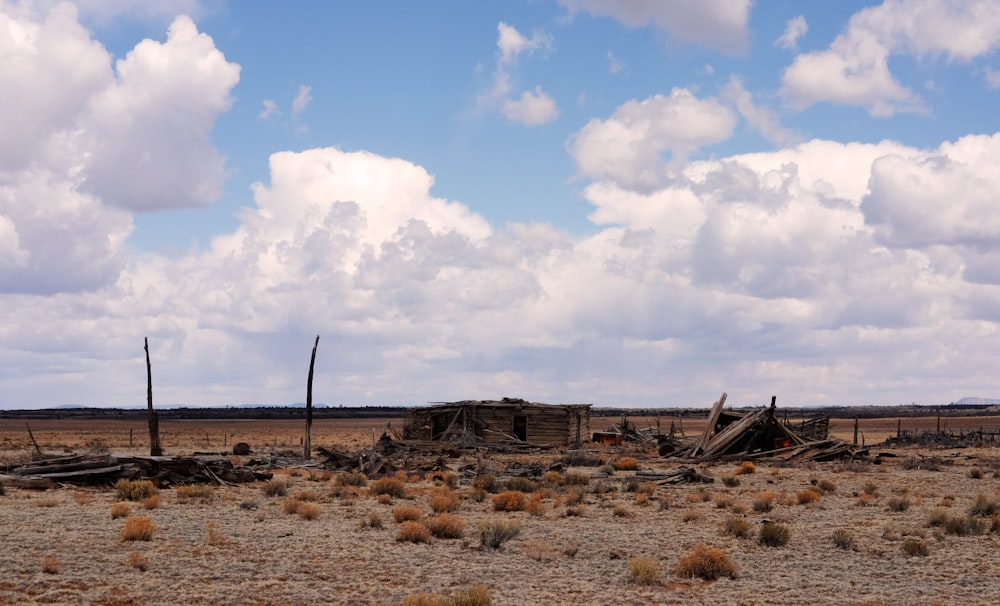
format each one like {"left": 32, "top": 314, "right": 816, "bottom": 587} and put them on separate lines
{"left": 115, "top": 479, "right": 158, "bottom": 502}
{"left": 478, "top": 519, "right": 521, "bottom": 550}
{"left": 627, "top": 557, "right": 659, "bottom": 585}
{"left": 674, "top": 544, "right": 738, "bottom": 580}
{"left": 120, "top": 516, "right": 155, "bottom": 542}
{"left": 759, "top": 521, "right": 791, "bottom": 547}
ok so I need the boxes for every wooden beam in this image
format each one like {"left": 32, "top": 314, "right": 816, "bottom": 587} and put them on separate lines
{"left": 690, "top": 392, "right": 727, "bottom": 456}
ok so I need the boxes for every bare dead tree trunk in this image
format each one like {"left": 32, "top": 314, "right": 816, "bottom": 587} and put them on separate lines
{"left": 145, "top": 337, "right": 163, "bottom": 456}
{"left": 304, "top": 335, "right": 319, "bottom": 460}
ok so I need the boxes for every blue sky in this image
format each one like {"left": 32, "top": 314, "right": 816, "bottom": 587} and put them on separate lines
{"left": 2, "top": 0, "right": 1000, "bottom": 409}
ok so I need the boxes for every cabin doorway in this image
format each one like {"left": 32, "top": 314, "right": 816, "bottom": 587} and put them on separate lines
{"left": 513, "top": 415, "right": 527, "bottom": 441}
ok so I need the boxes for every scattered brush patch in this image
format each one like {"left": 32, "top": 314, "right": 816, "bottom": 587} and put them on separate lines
{"left": 296, "top": 502, "right": 321, "bottom": 520}
{"left": 140, "top": 495, "right": 161, "bottom": 510}
{"left": 396, "top": 521, "right": 432, "bottom": 543}
{"left": 721, "top": 476, "right": 740, "bottom": 488}
{"left": 505, "top": 476, "right": 538, "bottom": 493}
{"left": 431, "top": 471, "right": 459, "bottom": 489}
{"left": 856, "top": 493, "right": 878, "bottom": 507}
{"left": 687, "top": 489, "right": 711, "bottom": 504}
{"left": 627, "top": 556, "right": 659, "bottom": 585}
{"left": 752, "top": 490, "right": 776, "bottom": 513}
{"left": 926, "top": 508, "right": 949, "bottom": 527}
{"left": 369, "top": 477, "right": 407, "bottom": 499}
{"left": 598, "top": 464, "right": 616, "bottom": 477}
{"left": 176, "top": 484, "right": 215, "bottom": 503}
{"left": 473, "top": 475, "right": 500, "bottom": 494}
{"left": 563, "top": 471, "right": 591, "bottom": 486}
{"left": 126, "top": 551, "right": 149, "bottom": 571}
{"left": 816, "top": 479, "right": 837, "bottom": 493}
{"left": 862, "top": 482, "right": 879, "bottom": 497}
{"left": 886, "top": 496, "right": 911, "bottom": 512}
{"left": 943, "top": 515, "right": 986, "bottom": 536}
{"left": 712, "top": 493, "right": 733, "bottom": 509}
{"left": 564, "top": 504, "right": 587, "bottom": 517}
{"left": 759, "top": 521, "right": 791, "bottom": 547}
{"left": 525, "top": 494, "right": 547, "bottom": 517}
{"left": 121, "top": 516, "right": 155, "bottom": 542}
{"left": 492, "top": 491, "right": 527, "bottom": 512}
{"left": 262, "top": 479, "right": 289, "bottom": 497}
{"left": 968, "top": 494, "right": 1000, "bottom": 517}
{"left": 613, "top": 504, "right": 633, "bottom": 518}
{"left": 307, "top": 469, "right": 332, "bottom": 482}
{"left": 115, "top": 479, "right": 159, "bottom": 502}
{"left": 832, "top": 529, "right": 856, "bottom": 550}
{"left": 111, "top": 502, "right": 131, "bottom": 520}
{"left": 734, "top": 461, "right": 757, "bottom": 476}
{"left": 36, "top": 497, "right": 58, "bottom": 508}
{"left": 478, "top": 519, "right": 521, "bottom": 550}
{"left": 283, "top": 498, "right": 302, "bottom": 515}
{"left": 73, "top": 491, "right": 95, "bottom": 505}
{"left": 363, "top": 512, "right": 384, "bottom": 529}
{"left": 425, "top": 513, "right": 465, "bottom": 539}
{"left": 522, "top": 539, "right": 556, "bottom": 562}
{"left": 430, "top": 489, "right": 459, "bottom": 514}
{"left": 614, "top": 457, "right": 639, "bottom": 471}
{"left": 377, "top": 493, "right": 394, "bottom": 505}
{"left": 542, "top": 471, "right": 564, "bottom": 486}
{"left": 590, "top": 480, "right": 616, "bottom": 496}
{"left": 796, "top": 489, "right": 821, "bottom": 505}
{"left": 293, "top": 489, "right": 319, "bottom": 502}
{"left": 674, "top": 544, "right": 738, "bottom": 580}
{"left": 722, "top": 516, "right": 752, "bottom": 539}
{"left": 41, "top": 555, "right": 61, "bottom": 574}
{"left": 336, "top": 471, "right": 368, "bottom": 487}
{"left": 681, "top": 509, "right": 703, "bottom": 523}
{"left": 403, "top": 584, "right": 491, "bottom": 606}
{"left": 901, "top": 537, "right": 929, "bottom": 557}
{"left": 393, "top": 505, "right": 425, "bottom": 523}
{"left": 968, "top": 467, "right": 984, "bottom": 479}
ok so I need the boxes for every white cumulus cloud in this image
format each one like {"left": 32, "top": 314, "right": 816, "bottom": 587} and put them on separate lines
{"left": 501, "top": 86, "right": 560, "bottom": 126}
{"left": 776, "top": 15, "right": 808, "bottom": 50}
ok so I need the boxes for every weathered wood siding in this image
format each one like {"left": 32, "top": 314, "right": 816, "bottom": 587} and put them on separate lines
{"left": 406, "top": 403, "right": 590, "bottom": 446}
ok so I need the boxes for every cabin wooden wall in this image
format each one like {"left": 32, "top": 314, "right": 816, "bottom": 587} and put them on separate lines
{"left": 406, "top": 405, "right": 590, "bottom": 446}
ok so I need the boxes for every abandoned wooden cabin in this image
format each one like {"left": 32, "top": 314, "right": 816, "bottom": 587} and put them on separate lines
{"left": 405, "top": 398, "right": 591, "bottom": 447}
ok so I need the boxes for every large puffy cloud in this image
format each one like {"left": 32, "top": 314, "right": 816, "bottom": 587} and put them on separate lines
{"left": 782, "top": 0, "right": 1000, "bottom": 116}
{"left": 558, "top": 0, "right": 752, "bottom": 54}
{"left": 569, "top": 88, "right": 737, "bottom": 190}
{"left": 0, "top": 4, "right": 238, "bottom": 294}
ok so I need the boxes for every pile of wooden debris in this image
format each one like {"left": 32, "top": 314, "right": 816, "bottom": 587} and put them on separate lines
{"left": 668, "top": 393, "right": 863, "bottom": 463}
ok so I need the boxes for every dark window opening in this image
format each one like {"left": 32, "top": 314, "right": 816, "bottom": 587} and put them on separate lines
{"left": 513, "top": 415, "right": 527, "bottom": 441}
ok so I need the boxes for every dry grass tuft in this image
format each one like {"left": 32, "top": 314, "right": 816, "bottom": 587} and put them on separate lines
{"left": 926, "top": 508, "right": 949, "bottom": 527}
{"left": 336, "top": 471, "right": 368, "bottom": 487}
{"left": 430, "top": 489, "right": 459, "bottom": 513}
{"left": 886, "top": 496, "right": 911, "bottom": 512}
{"left": 968, "top": 494, "right": 1000, "bottom": 517}
{"left": 563, "top": 471, "right": 590, "bottom": 486}
{"left": 759, "top": 521, "right": 791, "bottom": 547}
{"left": 734, "top": 461, "right": 757, "bottom": 476}
{"left": 293, "top": 489, "right": 319, "bottom": 502}
{"left": 722, "top": 516, "right": 752, "bottom": 538}
{"left": 614, "top": 457, "right": 639, "bottom": 471}
{"left": 832, "top": 529, "right": 856, "bottom": 550}
{"left": 473, "top": 475, "right": 500, "bottom": 493}
{"left": 968, "top": 467, "right": 984, "bottom": 479}
{"left": 613, "top": 504, "right": 633, "bottom": 518}
{"left": 111, "top": 502, "right": 131, "bottom": 520}
{"left": 627, "top": 556, "right": 659, "bottom": 585}
{"left": 115, "top": 479, "right": 158, "bottom": 502}
{"left": 370, "top": 477, "right": 407, "bottom": 499}
{"left": 36, "top": 497, "right": 58, "bottom": 508}
{"left": 721, "top": 476, "right": 740, "bottom": 488}
{"left": 752, "top": 490, "right": 776, "bottom": 513}
{"left": 674, "top": 544, "right": 738, "bottom": 580}
{"left": 505, "top": 476, "right": 538, "bottom": 493}
{"left": 525, "top": 493, "right": 547, "bottom": 517}
{"left": 121, "top": 516, "right": 155, "bottom": 542}
{"left": 393, "top": 505, "right": 425, "bottom": 523}
{"left": 403, "top": 585, "right": 491, "bottom": 606}
{"left": 41, "top": 555, "right": 61, "bottom": 574}
{"left": 522, "top": 539, "right": 556, "bottom": 562}
{"left": 262, "top": 479, "right": 288, "bottom": 497}
{"left": 902, "top": 537, "right": 929, "bottom": 557}
{"left": 176, "top": 484, "right": 215, "bottom": 503}
{"left": 141, "top": 495, "right": 161, "bottom": 510}
{"left": 73, "top": 491, "right": 95, "bottom": 505}
{"left": 492, "top": 491, "right": 527, "bottom": 512}
{"left": 478, "top": 518, "right": 521, "bottom": 550}
{"left": 817, "top": 479, "right": 838, "bottom": 493}
{"left": 296, "top": 502, "right": 321, "bottom": 520}
{"left": 564, "top": 504, "right": 587, "bottom": 517}
{"left": 127, "top": 551, "right": 149, "bottom": 571}
{"left": 797, "top": 489, "right": 821, "bottom": 505}
{"left": 396, "top": 521, "right": 433, "bottom": 543}
{"left": 283, "top": 498, "right": 302, "bottom": 515}
{"left": 363, "top": 512, "right": 384, "bottom": 529}
{"left": 207, "top": 521, "right": 226, "bottom": 545}
{"left": 425, "top": 513, "right": 465, "bottom": 539}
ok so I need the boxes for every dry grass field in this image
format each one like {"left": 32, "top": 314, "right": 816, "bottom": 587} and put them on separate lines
{"left": 4, "top": 415, "right": 1000, "bottom": 605}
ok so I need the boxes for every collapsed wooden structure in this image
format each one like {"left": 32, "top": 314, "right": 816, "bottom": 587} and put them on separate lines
{"left": 405, "top": 398, "right": 591, "bottom": 447}
{"left": 673, "top": 393, "right": 860, "bottom": 463}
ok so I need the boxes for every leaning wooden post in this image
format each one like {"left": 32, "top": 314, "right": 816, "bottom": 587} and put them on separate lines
{"left": 144, "top": 337, "right": 163, "bottom": 456}
{"left": 853, "top": 416, "right": 859, "bottom": 446}
{"left": 304, "top": 335, "right": 319, "bottom": 460}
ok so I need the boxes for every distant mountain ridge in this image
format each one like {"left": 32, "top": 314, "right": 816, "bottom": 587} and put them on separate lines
{"left": 955, "top": 397, "right": 1000, "bottom": 405}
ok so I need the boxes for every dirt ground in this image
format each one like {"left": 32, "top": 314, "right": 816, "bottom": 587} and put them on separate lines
{"left": 4, "top": 416, "right": 1000, "bottom": 605}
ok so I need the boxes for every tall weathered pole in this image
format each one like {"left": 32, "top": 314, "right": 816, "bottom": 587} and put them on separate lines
{"left": 304, "top": 335, "right": 319, "bottom": 460}
{"left": 145, "top": 337, "right": 163, "bottom": 456}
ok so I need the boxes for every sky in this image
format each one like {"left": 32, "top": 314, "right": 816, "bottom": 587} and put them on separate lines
{"left": 2, "top": 0, "right": 1000, "bottom": 410}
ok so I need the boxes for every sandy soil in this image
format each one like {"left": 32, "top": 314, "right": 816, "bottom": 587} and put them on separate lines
{"left": 4, "top": 418, "right": 1000, "bottom": 605}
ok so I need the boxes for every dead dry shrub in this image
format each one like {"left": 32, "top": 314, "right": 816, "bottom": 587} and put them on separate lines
{"left": 206, "top": 521, "right": 226, "bottom": 546}
{"left": 73, "top": 491, "right": 95, "bottom": 505}
{"left": 262, "top": 479, "right": 288, "bottom": 497}
{"left": 564, "top": 504, "right": 587, "bottom": 517}
{"left": 525, "top": 494, "right": 547, "bottom": 517}
{"left": 926, "top": 508, "right": 949, "bottom": 527}
{"left": 505, "top": 477, "right": 538, "bottom": 493}
{"left": 522, "top": 539, "right": 556, "bottom": 562}
{"left": 430, "top": 488, "right": 459, "bottom": 513}
{"left": 115, "top": 479, "right": 158, "bottom": 502}
{"left": 176, "top": 484, "right": 215, "bottom": 503}
{"left": 614, "top": 457, "right": 639, "bottom": 471}
{"left": 752, "top": 490, "right": 776, "bottom": 513}
{"left": 363, "top": 512, "right": 384, "bottom": 529}
{"left": 370, "top": 477, "right": 407, "bottom": 499}
{"left": 969, "top": 467, "right": 984, "bottom": 479}
{"left": 862, "top": 481, "right": 879, "bottom": 497}
{"left": 681, "top": 509, "right": 703, "bottom": 523}
{"left": 943, "top": 515, "right": 985, "bottom": 536}
{"left": 293, "top": 489, "right": 319, "bottom": 502}
{"left": 721, "top": 476, "right": 740, "bottom": 488}
{"left": 473, "top": 474, "right": 500, "bottom": 493}
{"left": 712, "top": 493, "right": 733, "bottom": 509}
{"left": 759, "top": 521, "right": 791, "bottom": 547}
{"left": 283, "top": 499, "right": 302, "bottom": 515}
{"left": 36, "top": 497, "right": 58, "bottom": 508}
{"left": 126, "top": 551, "right": 149, "bottom": 571}
{"left": 397, "top": 521, "right": 433, "bottom": 543}
{"left": 797, "top": 489, "right": 821, "bottom": 505}
{"left": 336, "top": 471, "right": 368, "bottom": 487}
{"left": 140, "top": 495, "right": 161, "bottom": 510}
{"left": 722, "top": 516, "right": 752, "bottom": 538}
{"left": 542, "top": 471, "right": 563, "bottom": 486}
{"left": 886, "top": 496, "right": 911, "bottom": 512}
{"left": 902, "top": 537, "right": 929, "bottom": 557}
{"left": 111, "top": 502, "right": 131, "bottom": 520}
{"left": 563, "top": 471, "right": 590, "bottom": 486}
{"left": 968, "top": 494, "right": 1000, "bottom": 517}
{"left": 41, "top": 555, "right": 61, "bottom": 574}
{"left": 627, "top": 556, "right": 659, "bottom": 585}
{"left": 832, "top": 529, "right": 856, "bottom": 550}
{"left": 564, "top": 488, "right": 584, "bottom": 506}
{"left": 816, "top": 479, "right": 838, "bottom": 493}
{"left": 492, "top": 491, "right": 527, "bottom": 512}
{"left": 425, "top": 513, "right": 465, "bottom": 539}
{"left": 478, "top": 518, "right": 521, "bottom": 550}
{"left": 734, "top": 461, "right": 757, "bottom": 476}
{"left": 296, "top": 502, "right": 321, "bottom": 520}
{"left": 121, "top": 516, "right": 155, "bottom": 542}
{"left": 450, "top": 584, "right": 491, "bottom": 606}
{"left": 613, "top": 504, "right": 633, "bottom": 518}
{"left": 377, "top": 493, "right": 393, "bottom": 505}
{"left": 674, "top": 544, "right": 738, "bottom": 580}
{"left": 393, "top": 505, "right": 425, "bottom": 523}
{"left": 856, "top": 493, "right": 878, "bottom": 507}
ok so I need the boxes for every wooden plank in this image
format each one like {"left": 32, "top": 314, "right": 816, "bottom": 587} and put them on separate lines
{"left": 690, "top": 392, "right": 727, "bottom": 456}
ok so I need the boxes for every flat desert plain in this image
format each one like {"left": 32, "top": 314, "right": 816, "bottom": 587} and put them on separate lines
{"left": 3, "top": 415, "right": 1000, "bottom": 605}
